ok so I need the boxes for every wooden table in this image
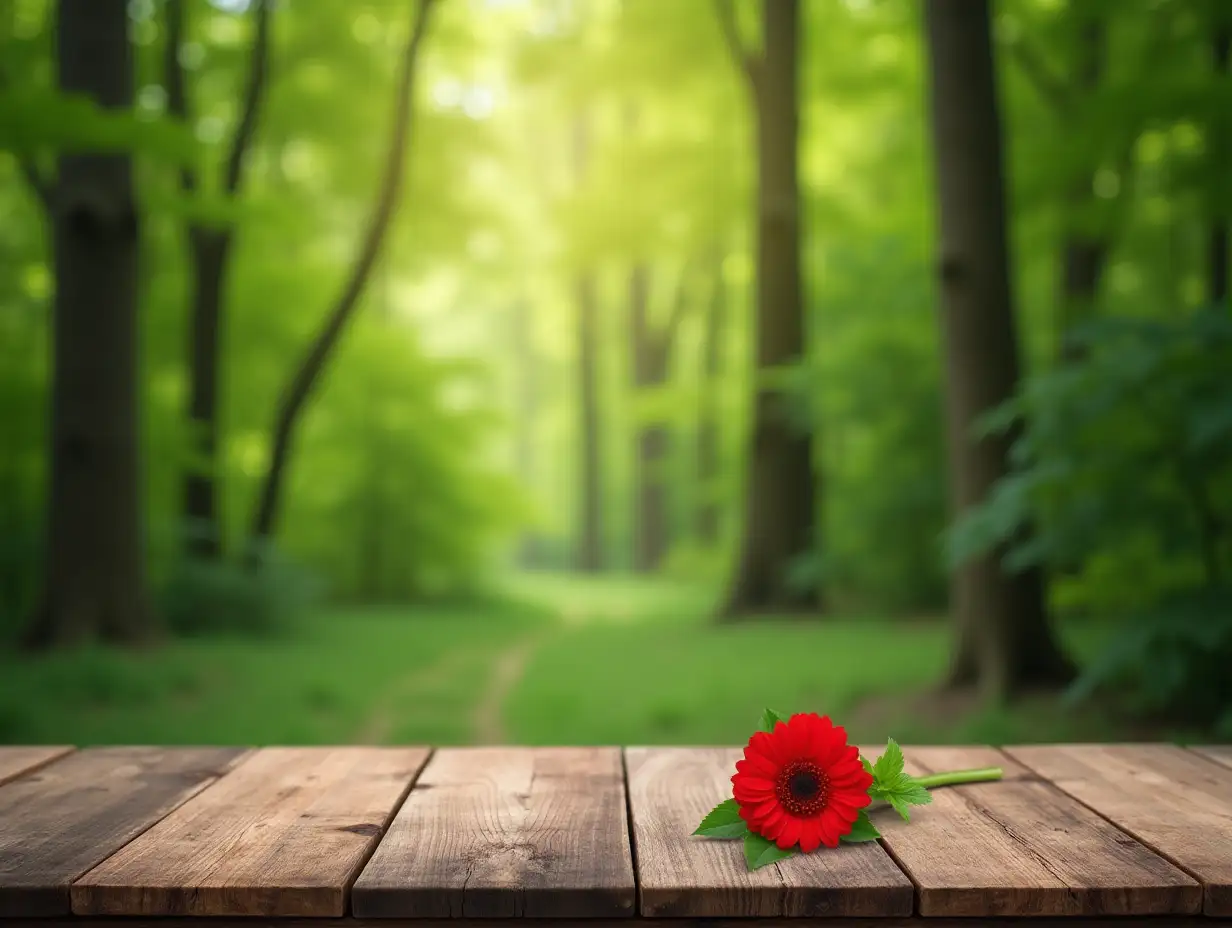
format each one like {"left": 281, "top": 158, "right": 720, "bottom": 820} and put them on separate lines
{"left": 1, "top": 744, "right": 1231, "bottom": 926}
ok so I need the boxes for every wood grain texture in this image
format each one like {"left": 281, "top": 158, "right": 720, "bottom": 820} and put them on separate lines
{"left": 353, "top": 747, "right": 635, "bottom": 918}
{"left": 1191, "top": 744, "right": 1232, "bottom": 770}
{"left": 872, "top": 745, "right": 1201, "bottom": 917}
{"left": 0, "top": 745, "right": 74, "bottom": 786}
{"left": 0, "top": 746, "right": 246, "bottom": 917}
{"left": 72, "top": 746, "right": 429, "bottom": 917}
{"left": 1007, "top": 742, "right": 1232, "bottom": 917}
{"left": 624, "top": 747, "right": 914, "bottom": 918}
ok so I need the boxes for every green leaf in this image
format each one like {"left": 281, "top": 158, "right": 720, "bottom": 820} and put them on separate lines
{"left": 868, "top": 738, "right": 934, "bottom": 821}
{"left": 841, "top": 809, "right": 881, "bottom": 843}
{"left": 860, "top": 754, "right": 875, "bottom": 776}
{"left": 884, "top": 786, "right": 932, "bottom": 822}
{"left": 693, "top": 798, "right": 750, "bottom": 838}
{"left": 759, "top": 708, "right": 791, "bottom": 733}
{"left": 872, "top": 738, "right": 905, "bottom": 783}
{"left": 743, "top": 832, "right": 796, "bottom": 870}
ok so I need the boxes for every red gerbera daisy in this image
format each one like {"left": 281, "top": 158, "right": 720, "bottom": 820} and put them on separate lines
{"left": 731, "top": 712, "right": 874, "bottom": 852}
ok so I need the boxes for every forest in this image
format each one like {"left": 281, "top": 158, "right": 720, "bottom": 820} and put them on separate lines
{"left": 1, "top": 0, "right": 1230, "bottom": 747}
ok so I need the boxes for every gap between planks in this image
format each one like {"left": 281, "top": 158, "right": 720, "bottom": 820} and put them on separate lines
{"left": 0, "top": 745, "right": 75, "bottom": 787}
{"left": 1006, "top": 743, "right": 1232, "bottom": 917}
{"left": 71, "top": 747, "right": 432, "bottom": 918}
{"left": 0, "top": 747, "right": 251, "bottom": 918}
{"left": 4, "top": 742, "right": 1231, "bottom": 921}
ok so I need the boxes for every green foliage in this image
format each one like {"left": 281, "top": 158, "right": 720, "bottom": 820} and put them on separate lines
{"left": 0, "top": 516, "right": 40, "bottom": 643}
{"left": 693, "top": 798, "right": 749, "bottom": 838}
{"left": 0, "top": 85, "right": 199, "bottom": 163}
{"left": 743, "top": 831, "right": 795, "bottom": 871}
{"left": 867, "top": 738, "right": 933, "bottom": 821}
{"left": 158, "top": 554, "right": 321, "bottom": 638}
{"left": 841, "top": 809, "right": 881, "bottom": 843}
{"left": 759, "top": 707, "right": 790, "bottom": 732}
{"left": 1065, "top": 587, "right": 1232, "bottom": 735}
{"left": 807, "top": 241, "right": 949, "bottom": 614}
{"left": 951, "top": 309, "right": 1232, "bottom": 727}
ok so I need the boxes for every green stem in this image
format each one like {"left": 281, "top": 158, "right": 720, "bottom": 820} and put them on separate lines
{"left": 915, "top": 767, "right": 1003, "bottom": 790}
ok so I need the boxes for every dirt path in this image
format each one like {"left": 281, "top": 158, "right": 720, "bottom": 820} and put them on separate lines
{"left": 353, "top": 647, "right": 481, "bottom": 744}
{"left": 353, "top": 634, "right": 543, "bottom": 745}
{"left": 470, "top": 636, "right": 541, "bottom": 744}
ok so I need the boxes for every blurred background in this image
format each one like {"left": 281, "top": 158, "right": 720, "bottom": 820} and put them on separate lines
{"left": 1, "top": 0, "right": 1230, "bottom": 749}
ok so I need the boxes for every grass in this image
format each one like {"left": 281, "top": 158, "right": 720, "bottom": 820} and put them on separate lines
{"left": 502, "top": 579, "right": 1136, "bottom": 745}
{"left": 0, "top": 572, "right": 1191, "bottom": 746}
{"left": 0, "top": 601, "right": 543, "bottom": 746}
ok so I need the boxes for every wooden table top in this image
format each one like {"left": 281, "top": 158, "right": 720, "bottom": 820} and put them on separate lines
{"left": 0, "top": 743, "right": 1230, "bottom": 924}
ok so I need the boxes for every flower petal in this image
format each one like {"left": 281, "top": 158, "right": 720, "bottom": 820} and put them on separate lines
{"left": 775, "top": 815, "right": 802, "bottom": 850}
{"left": 798, "top": 818, "right": 825, "bottom": 853}
{"left": 819, "top": 809, "right": 845, "bottom": 847}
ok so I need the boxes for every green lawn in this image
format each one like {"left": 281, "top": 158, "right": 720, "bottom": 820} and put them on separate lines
{"left": 0, "top": 573, "right": 1183, "bottom": 747}
{"left": 0, "top": 600, "right": 543, "bottom": 746}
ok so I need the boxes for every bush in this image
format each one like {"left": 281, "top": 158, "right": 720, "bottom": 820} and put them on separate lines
{"left": 158, "top": 552, "right": 322, "bottom": 638}
{"left": 1064, "top": 587, "right": 1232, "bottom": 736}
{"left": 0, "top": 519, "right": 40, "bottom": 645}
{"left": 950, "top": 308, "right": 1232, "bottom": 729}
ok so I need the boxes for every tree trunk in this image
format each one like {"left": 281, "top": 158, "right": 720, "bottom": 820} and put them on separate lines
{"left": 166, "top": 0, "right": 270, "bottom": 561}
{"left": 695, "top": 256, "right": 727, "bottom": 545}
{"left": 24, "top": 0, "right": 153, "bottom": 649}
{"left": 182, "top": 230, "right": 230, "bottom": 559}
{"left": 1211, "top": 19, "right": 1230, "bottom": 308}
{"left": 571, "top": 111, "right": 603, "bottom": 573}
{"left": 510, "top": 297, "right": 540, "bottom": 567}
{"left": 629, "top": 265, "right": 671, "bottom": 572}
{"left": 575, "top": 272, "right": 603, "bottom": 572}
{"left": 720, "top": 0, "right": 817, "bottom": 617}
{"left": 163, "top": 0, "right": 269, "bottom": 561}
{"left": 922, "top": 0, "right": 1075, "bottom": 699}
{"left": 1056, "top": 19, "right": 1109, "bottom": 363}
{"left": 248, "top": 0, "right": 434, "bottom": 554}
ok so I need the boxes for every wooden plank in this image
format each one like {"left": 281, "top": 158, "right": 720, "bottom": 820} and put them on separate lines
{"left": 352, "top": 747, "right": 636, "bottom": 918}
{"left": 870, "top": 745, "right": 1201, "bottom": 918}
{"left": 623, "top": 746, "right": 914, "bottom": 918}
{"left": 1007, "top": 742, "right": 1232, "bottom": 917}
{"left": 0, "top": 746, "right": 246, "bottom": 917}
{"left": 0, "top": 746, "right": 74, "bottom": 786}
{"left": 72, "top": 746, "right": 430, "bottom": 917}
{"left": 1191, "top": 744, "right": 1232, "bottom": 771}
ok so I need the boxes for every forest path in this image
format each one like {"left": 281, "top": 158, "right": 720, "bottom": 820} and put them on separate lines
{"left": 353, "top": 644, "right": 484, "bottom": 745}
{"left": 353, "top": 629, "right": 545, "bottom": 745}
{"left": 469, "top": 634, "right": 543, "bottom": 744}
{"left": 352, "top": 604, "right": 564, "bottom": 746}
{"left": 350, "top": 574, "right": 680, "bottom": 745}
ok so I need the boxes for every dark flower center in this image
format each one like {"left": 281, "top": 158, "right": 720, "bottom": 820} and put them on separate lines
{"left": 775, "top": 760, "right": 830, "bottom": 817}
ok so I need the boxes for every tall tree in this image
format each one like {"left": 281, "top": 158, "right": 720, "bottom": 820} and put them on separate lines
{"left": 23, "top": 0, "right": 153, "bottom": 647}
{"left": 695, "top": 251, "right": 728, "bottom": 545}
{"left": 922, "top": 0, "right": 1074, "bottom": 698}
{"left": 164, "top": 0, "right": 272, "bottom": 560}
{"left": 248, "top": 0, "right": 436, "bottom": 552}
{"left": 1211, "top": 10, "right": 1230, "bottom": 307}
{"left": 510, "top": 294, "right": 540, "bottom": 567}
{"left": 629, "top": 261, "right": 692, "bottom": 572}
{"left": 713, "top": 0, "right": 818, "bottom": 616}
{"left": 572, "top": 111, "right": 603, "bottom": 572}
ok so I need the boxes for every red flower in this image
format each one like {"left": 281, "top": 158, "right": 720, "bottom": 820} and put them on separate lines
{"left": 732, "top": 712, "right": 873, "bottom": 852}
